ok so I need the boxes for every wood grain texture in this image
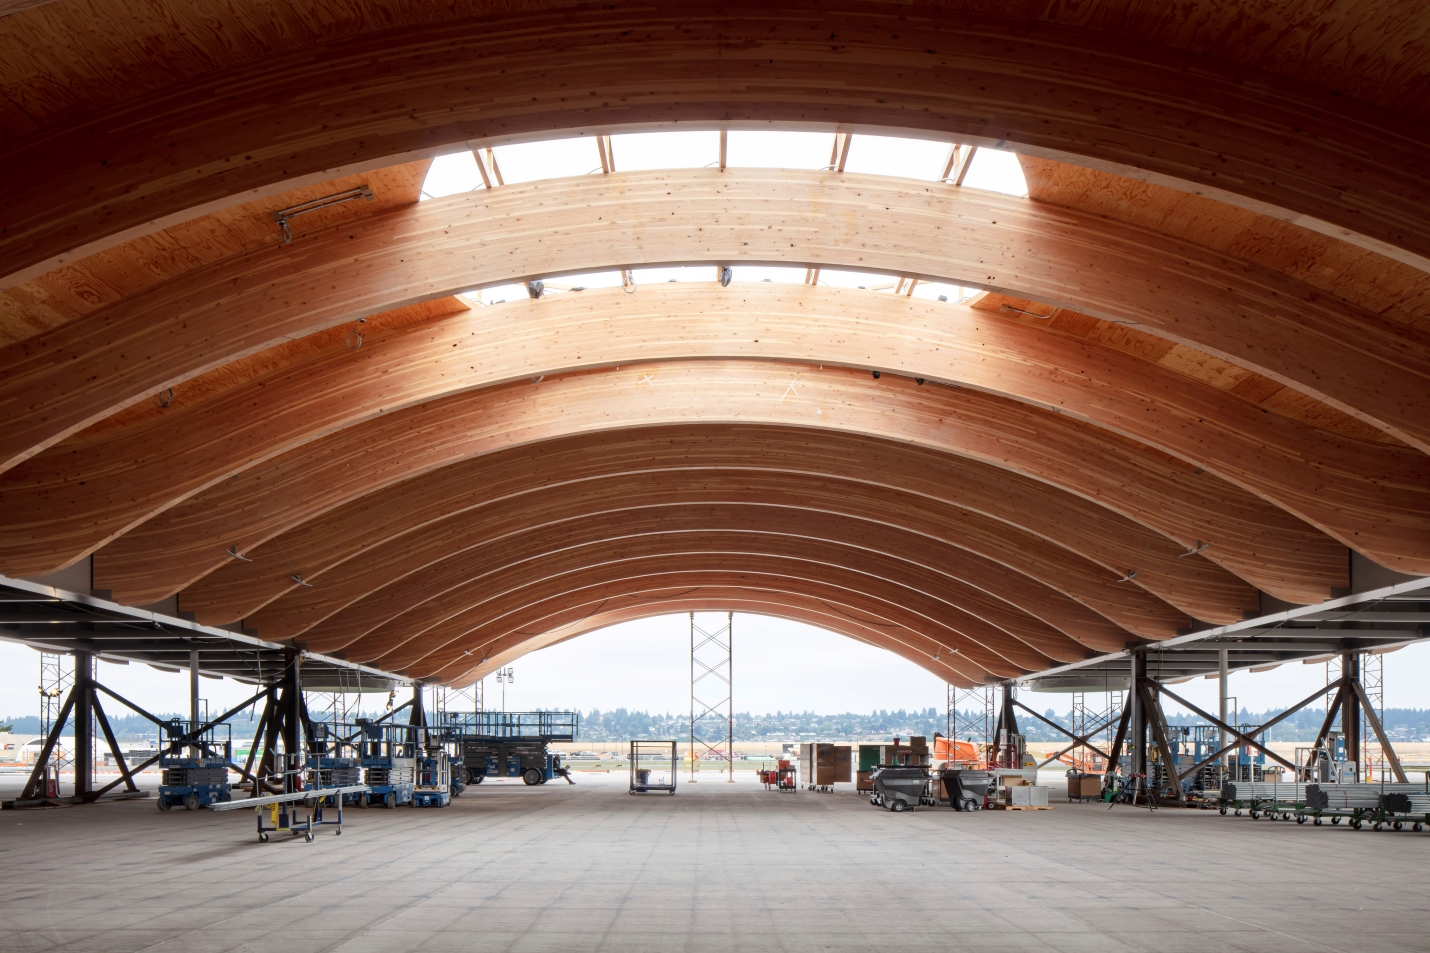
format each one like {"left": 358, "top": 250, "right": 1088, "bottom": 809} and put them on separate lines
{"left": 4, "top": 171, "right": 1427, "bottom": 479}
{"left": 173, "top": 438, "right": 1255, "bottom": 631}
{"left": 429, "top": 586, "right": 991, "bottom": 687}
{"left": 3, "top": 2, "right": 1430, "bottom": 284}
{"left": 326, "top": 522, "right": 1097, "bottom": 671}
{"left": 0, "top": 160, "right": 430, "bottom": 349}
{"left": 92, "top": 367, "right": 1350, "bottom": 611}
{"left": 342, "top": 548, "right": 1056, "bottom": 680}
{"left": 253, "top": 497, "right": 1158, "bottom": 654}
{"left": 9, "top": 281, "right": 1426, "bottom": 576}
{"left": 427, "top": 592, "right": 960, "bottom": 686}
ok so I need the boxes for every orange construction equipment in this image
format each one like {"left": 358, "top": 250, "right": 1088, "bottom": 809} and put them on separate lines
{"left": 934, "top": 737, "right": 983, "bottom": 766}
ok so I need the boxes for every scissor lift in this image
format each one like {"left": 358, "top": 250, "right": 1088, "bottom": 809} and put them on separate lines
{"left": 355, "top": 719, "right": 417, "bottom": 808}
{"left": 157, "top": 719, "right": 232, "bottom": 811}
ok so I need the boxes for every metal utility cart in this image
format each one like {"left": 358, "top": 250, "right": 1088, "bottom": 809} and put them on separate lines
{"left": 445, "top": 710, "right": 578, "bottom": 786}
{"left": 942, "top": 767, "right": 993, "bottom": 811}
{"left": 629, "top": 740, "right": 677, "bottom": 794}
{"left": 210, "top": 750, "right": 367, "bottom": 843}
{"left": 157, "top": 718, "right": 232, "bottom": 811}
{"left": 355, "top": 719, "right": 417, "bottom": 808}
{"left": 759, "top": 759, "right": 797, "bottom": 791}
{"left": 870, "top": 766, "right": 929, "bottom": 812}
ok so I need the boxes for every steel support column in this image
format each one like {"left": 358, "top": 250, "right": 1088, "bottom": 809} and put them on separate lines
{"left": 1218, "top": 647, "right": 1229, "bottom": 784}
{"left": 1130, "top": 654, "right": 1147, "bottom": 781}
{"left": 72, "top": 652, "right": 94, "bottom": 801}
{"left": 281, "top": 655, "right": 302, "bottom": 759}
{"left": 1342, "top": 652, "right": 1360, "bottom": 782}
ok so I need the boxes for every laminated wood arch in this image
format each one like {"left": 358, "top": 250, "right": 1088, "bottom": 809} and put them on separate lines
{"left": 8, "top": 281, "right": 1426, "bottom": 576}
{"left": 4, "top": 1, "right": 1430, "bottom": 287}
{"left": 85, "top": 362, "right": 1356, "bottom": 620}
{"left": 3, "top": 170, "right": 1429, "bottom": 482}
{"left": 434, "top": 586, "right": 991, "bottom": 687}
{"left": 178, "top": 443, "right": 1256, "bottom": 633}
{"left": 261, "top": 498, "right": 1154, "bottom": 656}
{"left": 339, "top": 547, "right": 1061, "bottom": 679}
{"left": 328, "top": 526, "right": 1090, "bottom": 672}
{"left": 431, "top": 592, "right": 973, "bottom": 686}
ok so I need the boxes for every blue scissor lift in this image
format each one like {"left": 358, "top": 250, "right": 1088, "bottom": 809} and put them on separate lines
{"left": 355, "top": 719, "right": 417, "bottom": 808}
{"left": 157, "top": 719, "right": 233, "bottom": 811}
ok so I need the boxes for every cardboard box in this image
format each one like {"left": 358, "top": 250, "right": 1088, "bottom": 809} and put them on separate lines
{"left": 1071, "top": 775, "right": 1103, "bottom": 798}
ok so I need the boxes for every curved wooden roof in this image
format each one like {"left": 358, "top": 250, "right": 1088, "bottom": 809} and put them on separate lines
{"left": 2, "top": 0, "right": 1427, "bottom": 686}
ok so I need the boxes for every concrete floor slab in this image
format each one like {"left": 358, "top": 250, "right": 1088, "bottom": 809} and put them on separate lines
{"left": 0, "top": 774, "right": 1425, "bottom": 952}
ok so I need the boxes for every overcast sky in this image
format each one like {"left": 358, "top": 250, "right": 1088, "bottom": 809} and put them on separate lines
{"left": 5, "top": 614, "right": 1429, "bottom": 728}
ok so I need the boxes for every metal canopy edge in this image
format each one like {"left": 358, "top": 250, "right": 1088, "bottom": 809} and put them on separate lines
{"left": 0, "top": 573, "right": 407, "bottom": 687}
{"left": 1018, "top": 575, "right": 1430, "bottom": 692}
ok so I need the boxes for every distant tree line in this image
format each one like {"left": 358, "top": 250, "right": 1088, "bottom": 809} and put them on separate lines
{"left": 6, "top": 705, "right": 1430, "bottom": 744}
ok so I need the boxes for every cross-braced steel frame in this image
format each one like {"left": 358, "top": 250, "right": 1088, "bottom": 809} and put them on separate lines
{"left": 689, "top": 611, "right": 733, "bottom": 782}
{"left": 947, "top": 683, "right": 994, "bottom": 762}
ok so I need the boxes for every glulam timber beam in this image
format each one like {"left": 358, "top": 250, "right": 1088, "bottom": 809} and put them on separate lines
{"left": 175, "top": 446, "right": 1254, "bottom": 631}
{"left": 261, "top": 500, "right": 1152, "bottom": 655}
{"left": 4, "top": 3, "right": 1430, "bottom": 287}
{"left": 331, "top": 529, "right": 1081, "bottom": 673}
{"left": 3, "top": 172, "right": 1428, "bottom": 482}
{"left": 339, "top": 549, "right": 1050, "bottom": 680}
{"left": 434, "top": 587, "right": 987, "bottom": 688}
{"left": 8, "top": 283, "right": 1424, "bottom": 576}
{"left": 90, "top": 366, "right": 1350, "bottom": 609}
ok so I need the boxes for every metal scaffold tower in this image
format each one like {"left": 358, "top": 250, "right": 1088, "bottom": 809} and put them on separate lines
{"left": 1071, "top": 690, "right": 1124, "bottom": 772}
{"left": 948, "top": 684, "right": 994, "bottom": 761}
{"left": 436, "top": 682, "right": 482, "bottom": 725}
{"left": 689, "top": 611, "right": 733, "bottom": 782}
{"left": 1361, "top": 651, "right": 1385, "bottom": 779}
{"left": 38, "top": 652, "right": 74, "bottom": 791}
{"left": 304, "top": 668, "right": 361, "bottom": 734}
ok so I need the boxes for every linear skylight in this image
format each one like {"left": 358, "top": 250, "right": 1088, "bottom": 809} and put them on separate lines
{"left": 423, "top": 131, "right": 1028, "bottom": 201}
{"left": 609, "top": 131, "right": 720, "bottom": 171}
{"left": 462, "top": 266, "right": 982, "bottom": 306}
{"left": 841, "top": 135, "right": 950, "bottom": 181}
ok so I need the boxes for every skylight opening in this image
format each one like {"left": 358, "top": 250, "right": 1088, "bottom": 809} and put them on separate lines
{"left": 724, "top": 131, "right": 835, "bottom": 170}
{"left": 422, "top": 131, "right": 1029, "bottom": 200}
{"left": 841, "top": 135, "right": 951, "bottom": 181}
{"left": 961, "top": 148, "right": 1028, "bottom": 197}
{"left": 422, "top": 151, "right": 485, "bottom": 200}
{"left": 609, "top": 131, "right": 719, "bottom": 171}
{"left": 489, "top": 137, "right": 598, "bottom": 183}
{"left": 463, "top": 267, "right": 984, "bottom": 305}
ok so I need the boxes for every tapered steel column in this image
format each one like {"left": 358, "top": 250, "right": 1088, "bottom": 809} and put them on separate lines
{"left": 1130, "top": 654, "right": 1147, "bottom": 780}
{"left": 1218, "top": 647, "right": 1230, "bottom": 782}
{"left": 1342, "top": 652, "right": 1360, "bottom": 782}
{"left": 73, "top": 652, "right": 94, "bottom": 800}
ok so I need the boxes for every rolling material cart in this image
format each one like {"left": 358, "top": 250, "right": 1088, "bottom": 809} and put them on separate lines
{"left": 629, "top": 740, "right": 677, "bottom": 794}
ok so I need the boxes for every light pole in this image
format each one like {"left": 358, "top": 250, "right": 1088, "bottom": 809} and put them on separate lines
{"left": 496, "top": 667, "right": 514, "bottom": 713}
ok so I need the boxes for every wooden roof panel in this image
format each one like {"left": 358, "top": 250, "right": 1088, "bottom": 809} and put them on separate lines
{"left": 0, "top": 159, "right": 429, "bottom": 346}
{"left": 1019, "top": 154, "right": 1430, "bottom": 337}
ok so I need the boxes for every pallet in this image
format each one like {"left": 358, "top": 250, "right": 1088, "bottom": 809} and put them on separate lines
{"left": 990, "top": 803, "right": 1052, "bottom": 810}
